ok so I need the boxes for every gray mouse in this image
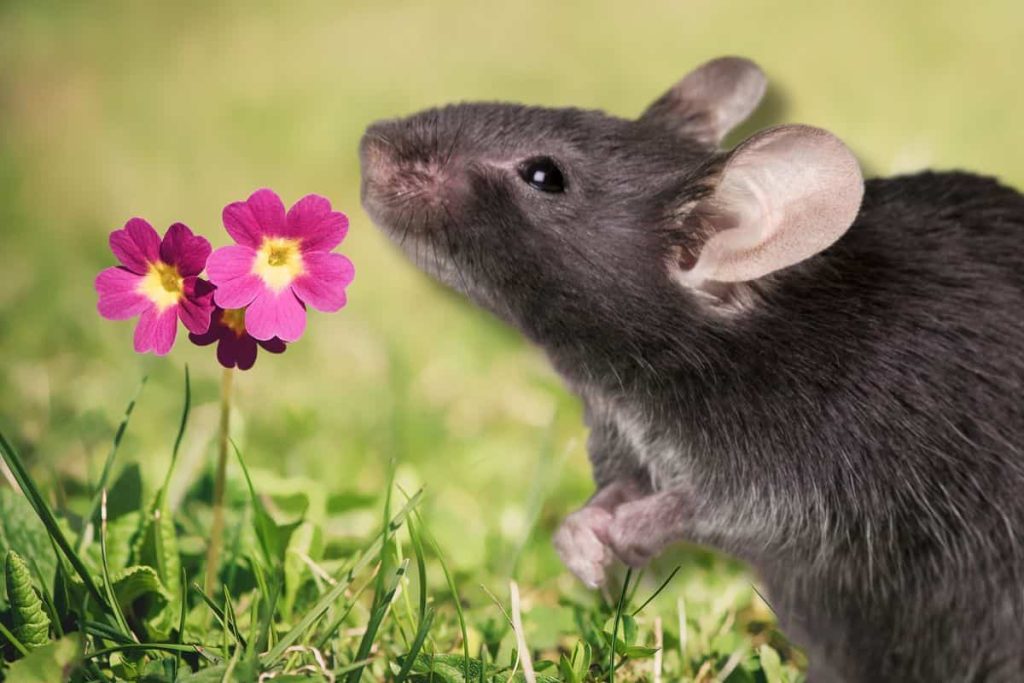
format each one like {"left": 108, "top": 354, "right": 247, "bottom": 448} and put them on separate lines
{"left": 359, "top": 56, "right": 1024, "bottom": 681}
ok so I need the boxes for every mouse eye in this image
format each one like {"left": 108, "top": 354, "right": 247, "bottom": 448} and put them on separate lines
{"left": 518, "top": 157, "right": 566, "bottom": 193}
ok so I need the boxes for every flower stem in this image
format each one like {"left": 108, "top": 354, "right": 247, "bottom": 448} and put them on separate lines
{"left": 204, "top": 367, "right": 234, "bottom": 594}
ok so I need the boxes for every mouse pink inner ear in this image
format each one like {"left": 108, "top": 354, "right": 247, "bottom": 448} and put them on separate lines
{"left": 641, "top": 56, "right": 767, "bottom": 147}
{"left": 678, "top": 125, "right": 864, "bottom": 284}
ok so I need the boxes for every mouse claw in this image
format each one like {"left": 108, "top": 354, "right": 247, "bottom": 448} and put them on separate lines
{"left": 554, "top": 506, "right": 614, "bottom": 589}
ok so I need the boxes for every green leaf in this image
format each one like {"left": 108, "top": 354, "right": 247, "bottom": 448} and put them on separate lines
{"left": 758, "top": 644, "right": 785, "bottom": 683}
{"left": 282, "top": 520, "right": 323, "bottom": 618}
{"left": 231, "top": 439, "right": 300, "bottom": 567}
{"left": 620, "top": 644, "right": 659, "bottom": 659}
{"left": 4, "top": 634, "right": 82, "bottom": 681}
{"left": 263, "top": 489, "right": 422, "bottom": 666}
{"left": 0, "top": 488, "right": 57, "bottom": 608}
{"left": 111, "top": 565, "right": 172, "bottom": 620}
{"left": 130, "top": 497, "right": 181, "bottom": 639}
{"left": 87, "top": 510, "right": 141, "bottom": 574}
{"left": 5, "top": 550, "right": 51, "bottom": 650}
{"left": 621, "top": 614, "right": 638, "bottom": 646}
{"left": 132, "top": 496, "right": 182, "bottom": 605}
{"left": 0, "top": 430, "right": 110, "bottom": 612}
{"left": 569, "top": 640, "right": 591, "bottom": 680}
{"left": 407, "top": 653, "right": 483, "bottom": 682}
{"left": 723, "top": 660, "right": 757, "bottom": 683}
{"left": 507, "top": 672, "right": 561, "bottom": 683}
{"left": 558, "top": 653, "right": 579, "bottom": 683}
{"left": 394, "top": 607, "right": 435, "bottom": 683}
{"left": 173, "top": 663, "right": 228, "bottom": 681}
{"left": 404, "top": 653, "right": 561, "bottom": 683}
{"left": 105, "top": 462, "right": 144, "bottom": 521}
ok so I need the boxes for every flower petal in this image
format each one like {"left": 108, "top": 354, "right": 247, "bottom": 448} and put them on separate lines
{"left": 286, "top": 194, "right": 349, "bottom": 252}
{"left": 160, "top": 223, "right": 211, "bottom": 276}
{"left": 178, "top": 277, "right": 215, "bottom": 334}
{"left": 133, "top": 306, "right": 178, "bottom": 355}
{"left": 207, "top": 245, "right": 256, "bottom": 281}
{"left": 248, "top": 188, "right": 287, "bottom": 237}
{"left": 95, "top": 267, "right": 149, "bottom": 320}
{"left": 257, "top": 337, "right": 287, "bottom": 354}
{"left": 222, "top": 200, "right": 263, "bottom": 248}
{"left": 109, "top": 218, "right": 160, "bottom": 273}
{"left": 207, "top": 245, "right": 263, "bottom": 308}
{"left": 291, "top": 252, "right": 354, "bottom": 312}
{"left": 245, "top": 289, "right": 306, "bottom": 342}
{"left": 189, "top": 328, "right": 219, "bottom": 346}
{"left": 223, "top": 334, "right": 259, "bottom": 371}
{"left": 213, "top": 275, "right": 263, "bottom": 309}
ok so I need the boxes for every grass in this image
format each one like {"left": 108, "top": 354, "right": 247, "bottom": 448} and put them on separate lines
{"left": 0, "top": 372, "right": 798, "bottom": 680}
{"left": 1, "top": 0, "right": 1022, "bottom": 680}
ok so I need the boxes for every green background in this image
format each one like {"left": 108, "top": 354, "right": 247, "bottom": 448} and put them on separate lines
{"left": 1, "top": 0, "right": 1022, "bottom": 665}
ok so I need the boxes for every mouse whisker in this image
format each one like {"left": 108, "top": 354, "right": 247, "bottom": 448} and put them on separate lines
{"left": 440, "top": 201, "right": 472, "bottom": 295}
{"left": 442, "top": 111, "right": 466, "bottom": 168}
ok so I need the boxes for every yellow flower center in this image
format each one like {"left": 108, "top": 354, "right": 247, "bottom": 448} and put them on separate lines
{"left": 253, "top": 237, "right": 304, "bottom": 292}
{"left": 138, "top": 260, "right": 184, "bottom": 311}
{"left": 221, "top": 308, "right": 247, "bottom": 337}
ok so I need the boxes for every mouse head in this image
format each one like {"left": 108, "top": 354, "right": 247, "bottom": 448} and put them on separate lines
{"left": 360, "top": 57, "right": 862, "bottom": 354}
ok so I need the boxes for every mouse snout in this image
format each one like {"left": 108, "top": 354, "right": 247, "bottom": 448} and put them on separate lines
{"left": 359, "top": 124, "right": 401, "bottom": 188}
{"left": 359, "top": 119, "right": 466, "bottom": 224}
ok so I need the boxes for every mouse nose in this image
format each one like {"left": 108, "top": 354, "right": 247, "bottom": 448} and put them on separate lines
{"left": 359, "top": 123, "right": 400, "bottom": 187}
{"left": 359, "top": 118, "right": 464, "bottom": 213}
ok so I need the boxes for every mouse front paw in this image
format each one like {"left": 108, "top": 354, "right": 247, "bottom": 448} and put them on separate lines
{"left": 554, "top": 506, "right": 614, "bottom": 589}
{"left": 607, "top": 498, "right": 674, "bottom": 568}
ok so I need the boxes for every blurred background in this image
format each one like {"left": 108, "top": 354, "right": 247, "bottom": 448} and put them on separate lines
{"left": 2, "top": 0, "right": 1022, "bottom": 660}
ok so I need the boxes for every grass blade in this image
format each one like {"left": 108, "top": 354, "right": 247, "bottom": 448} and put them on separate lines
{"left": 608, "top": 568, "right": 633, "bottom": 683}
{"left": 161, "top": 365, "right": 190, "bottom": 495}
{"left": 263, "top": 489, "right": 423, "bottom": 666}
{"left": 631, "top": 565, "right": 681, "bottom": 617}
{"left": 312, "top": 571, "right": 375, "bottom": 652}
{"left": 83, "top": 620, "right": 135, "bottom": 645}
{"left": 189, "top": 582, "right": 246, "bottom": 649}
{"left": 99, "top": 491, "right": 136, "bottom": 641}
{"left": 0, "top": 620, "right": 30, "bottom": 657}
{"left": 415, "top": 510, "right": 470, "bottom": 681}
{"left": 394, "top": 607, "right": 435, "bottom": 683}
{"left": 344, "top": 560, "right": 409, "bottom": 683}
{"left": 251, "top": 554, "right": 282, "bottom": 655}
{"left": 76, "top": 376, "right": 146, "bottom": 552}
{"left": 171, "top": 567, "right": 188, "bottom": 679}
{"left": 0, "top": 429, "right": 110, "bottom": 612}
{"left": 407, "top": 515, "right": 428, "bottom": 622}
{"left": 84, "top": 642, "right": 218, "bottom": 660}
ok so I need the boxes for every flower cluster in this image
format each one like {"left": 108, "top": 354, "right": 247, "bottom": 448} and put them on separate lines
{"left": 95, "top": 189, "right": 354, "bottom": 369}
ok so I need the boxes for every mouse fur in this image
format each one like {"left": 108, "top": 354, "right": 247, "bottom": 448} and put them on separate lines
{"left": 359, "top": 57, "right": 1024, "bottom": 681}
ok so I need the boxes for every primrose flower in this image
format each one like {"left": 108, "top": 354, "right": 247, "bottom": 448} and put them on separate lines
{"left": 189, "top": 306, "right": 286, "bottom": 371}
{"left": 205, "top": 189, "right": 354, "bottom": 342}
{"left": 95, "top": 219, "right": 214, "bottom": 355}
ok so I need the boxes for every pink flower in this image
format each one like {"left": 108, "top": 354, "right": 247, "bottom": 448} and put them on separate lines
{"left": 205, "top": 189, "right": 354, "bottom": 342}
{"left": 189, "top": 306, "right": 286, "bottom": 371}
{"left": 95, "top": 219, "right": 214, "bottom": 355}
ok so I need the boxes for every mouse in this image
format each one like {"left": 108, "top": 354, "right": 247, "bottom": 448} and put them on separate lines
{"left": 359, "top": 56, "right": 1024, "bottom": 682}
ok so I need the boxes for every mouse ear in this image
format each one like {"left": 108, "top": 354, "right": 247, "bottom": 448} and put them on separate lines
{"left": 675, "top": 125, "right": 863, "bottom": 285}
{"left": 641, "top": 56, "right": 767, "bottom": 147}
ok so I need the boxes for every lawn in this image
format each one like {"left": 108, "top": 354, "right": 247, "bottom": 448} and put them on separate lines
{"left": 1, "top": 1, "right": 1021, "bottom": 680}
